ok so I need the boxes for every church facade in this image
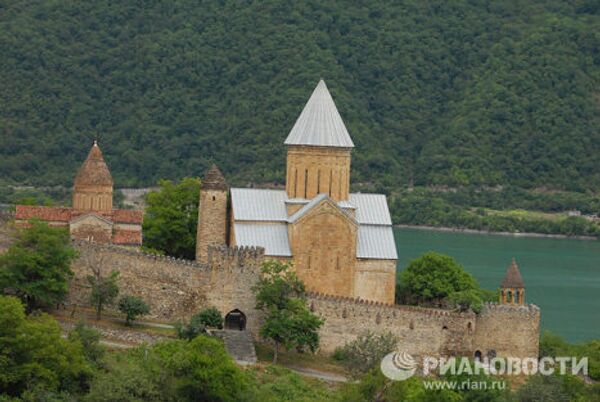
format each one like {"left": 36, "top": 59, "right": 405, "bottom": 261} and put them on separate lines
{"left": 15, "top": 141, "right": 143, "bottom": 246}
{"left": 196, "top": 80, "right": 397, "bottom": 304}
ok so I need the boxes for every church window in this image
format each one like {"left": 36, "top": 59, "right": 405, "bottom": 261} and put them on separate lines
{"left": 336, "top": 255, "right": 340, "bottom": 270}
{"left": 212, "top": 195, "right": 216, "bottom": 201}
{"left": 304, "top": 169, "right": 308, "bottom": 198}
{"left": 294, "top": 169, "right": 298, "bottom": 197}
{"left": 317, "top": 169, "right": 321, "bottom": 193}
{"left": 328, "top": 170, "right": 333, "bottom": 196}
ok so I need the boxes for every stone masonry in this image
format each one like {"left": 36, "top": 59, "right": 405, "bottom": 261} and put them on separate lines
{"left": 68, "top": 242, "right": 540, "bottom": 360}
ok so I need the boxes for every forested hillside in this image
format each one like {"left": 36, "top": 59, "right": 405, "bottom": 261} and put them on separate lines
{"left": 1, "top": 0, "right": 599, "bottom": 191}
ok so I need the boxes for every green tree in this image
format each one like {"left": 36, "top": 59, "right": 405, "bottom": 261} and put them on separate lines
{"left": 83, "top": 248, "right": 120, "bottom": 320}
{"left": 253, "top": 260, "right": 323, "bottom": 364}
{"left": 0, "top": 295, "right": 92, "bottom": 398}
{"left": 68, "top": 322, "right": 105, "bottom": 368}
{"left": 142, "top": 178, "right": 200, "bottom": 259}
{"left": 0, "top": 220, "right": 77, "bottom": 311}
{"left": 397, "top": 252, "right": 483, "bottom": 311}
{"left": 196, "top": 307, "right": 223, "bottom": 329}
{"left": 87, "top": 270, "right": 119, "bottom": 320}
{"left": 177, "top": 307, "right": 223, "bottom": 340}
{"left": 86, "top": 337, "right": 251, "bottom": 402}
{"left": 333, "top": 331, "right": 398, "bottom": 377}
{"left": 118, "top": 295, "right": 150, "bottom": 326}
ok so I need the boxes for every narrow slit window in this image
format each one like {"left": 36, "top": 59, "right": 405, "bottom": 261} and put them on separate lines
{"left": 304, "top": 169, "right": 308, "bottom": 198}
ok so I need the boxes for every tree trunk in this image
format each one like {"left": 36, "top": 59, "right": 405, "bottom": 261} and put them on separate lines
{"left": 273, "top": 341, "right": 279, "bottom": 364}
{"left": 96, "top": 302, "right": 102, "bottom": 320}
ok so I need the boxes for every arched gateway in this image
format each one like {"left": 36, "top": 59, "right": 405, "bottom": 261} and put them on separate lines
{"left": 224, "top": 309, "right": 246, "bottom": 331}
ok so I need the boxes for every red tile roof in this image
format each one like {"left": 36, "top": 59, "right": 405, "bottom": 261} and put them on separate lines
{"left": 16, "top": 205, "right": 143, "bottom": 225}
{"left": 15, "top": 205, "right": 72, "bottom": 222}
{"left": 112, "top": 209, "right": 144, "bottom": 224}
{"left": 112, "top": 228, "right": 142, "bottom": 245}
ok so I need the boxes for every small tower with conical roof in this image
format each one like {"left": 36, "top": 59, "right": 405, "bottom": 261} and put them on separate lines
{"left": 73, "top": 140, "right": 114, "bottom": 212}
{"left": 284, "top": 80, "right": 354, "bottom": 203}
{"left": 500, "top": 258, "right": 525, "bottom": 305}
{"left": 196, "top": 164, "right": 228, "bottom": 263}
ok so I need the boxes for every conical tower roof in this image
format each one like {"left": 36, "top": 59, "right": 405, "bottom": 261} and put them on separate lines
{"left": 74, "top": 141, "right": 113, "bottom": 187}
{"left": 284, "top": 80, "right": 354, "bottom": 148}
{"left": 202, "top": 164, "right": 227, "bottom": 190}
{"left": 501, "top": 258, "right": 525, "bottom": 288}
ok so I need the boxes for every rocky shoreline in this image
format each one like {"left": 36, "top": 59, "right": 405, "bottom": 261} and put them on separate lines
{"left": 394, "top": 224, "right": 598, "bottom": 241}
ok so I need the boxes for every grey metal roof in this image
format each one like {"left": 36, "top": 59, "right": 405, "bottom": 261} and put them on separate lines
{"left": 284, "top": 80, "right": 355, "bottom": 148}
{"left": 357, "top": 225, "right": 398, "bottom": 260}
{"left": 230, "top": 188, "right": 397, "bottom": 260}
{"left": 230, "top": 188, "right": 288, "bottom": 222}
{"left": 288, "top": 193, "right": 329, "bottom": 223}
{"left": 349, "top": 193, "right": 392, "bottom": 225}
{"left": 234, "top": 223, "right": 292, "bottom": 257}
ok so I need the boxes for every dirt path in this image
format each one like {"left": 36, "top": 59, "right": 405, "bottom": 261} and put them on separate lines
{"left": 285, "top": 366, "right": 349, "bottom": 383}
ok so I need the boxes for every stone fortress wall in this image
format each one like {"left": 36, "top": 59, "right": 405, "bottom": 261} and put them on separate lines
{"left": 69, "top": 242, "right": 540, "bottom": 359}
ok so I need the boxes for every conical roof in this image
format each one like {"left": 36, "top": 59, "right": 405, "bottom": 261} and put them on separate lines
{"left": 284, "top": 80, "right": 354, "bottom": 148}
{"left": 74, "top": 141, "right": 113, "bottom": 187}
{"left": 501, "top": 258, "right": 525, "bottom": 288}
{"left": 203, "top": 164, "right": 227, "bottom": 190}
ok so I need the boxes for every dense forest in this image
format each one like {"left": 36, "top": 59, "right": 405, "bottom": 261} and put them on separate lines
{"left": 1, "top": 0, "right": 599, "bottom": 193}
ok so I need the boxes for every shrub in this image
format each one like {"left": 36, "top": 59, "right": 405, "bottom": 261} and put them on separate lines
{"left": 176, "top": 308, "right": 223, "bottom": 341}
{"left": 334, "top": 331, "right": 397, "bottom": 376}
{"left": 118, "top": 295, "right": 150, "bottom": 326}
{"left": 196, "top": 307, "right": 223, "bottom": 329}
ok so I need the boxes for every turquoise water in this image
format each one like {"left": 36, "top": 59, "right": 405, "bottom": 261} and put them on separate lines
{"left": 394, "top": 228, "right": 600, "bottom": 343}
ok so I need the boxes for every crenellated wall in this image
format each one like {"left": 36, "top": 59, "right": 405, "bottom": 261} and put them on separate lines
{"left": 68, "top": 242, "right": 540, "bottom": 359}
{"left": 69, "top": 242, "right": 264, "bottom": 333}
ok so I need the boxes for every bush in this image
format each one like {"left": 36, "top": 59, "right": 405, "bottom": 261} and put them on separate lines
{"left": 196, "top": 307, "right": 223, "bottom": 329}
{"left": 69, "top": 322, "right": 105, "bottom": 367}
{"left": 447, "top": 290, "right": 484, "bottom": 313}
{"left": 118, "top": 296, "right": 150, "bottom": 326}
{"left": 176, "top": 307, "right": 223, "bottom": 340}
{"left": 334, "top": 331, "right": 397, "bottom": 377}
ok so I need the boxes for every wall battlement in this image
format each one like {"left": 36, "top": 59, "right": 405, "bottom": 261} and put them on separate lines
{"left": 64, "top": 241, "right": 539, "bottom": 359}
{"left": 208, "top": 245, "right": 265, "bottom": 272}
{"left": 72, "top": 240, "right": 210, "bottom": 270}
{"left": 481, "top": 302, "right": 540, "bottom": 316}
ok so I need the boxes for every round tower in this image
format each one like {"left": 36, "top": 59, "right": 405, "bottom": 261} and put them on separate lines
{"left": 500, "top": 258, "right": 525, "bottom": 305}
{"left": 196, "top": 164, "right": 228, "bottom": 263}
{"left": 72, "top": 140, "right": 113, "bottom": 211}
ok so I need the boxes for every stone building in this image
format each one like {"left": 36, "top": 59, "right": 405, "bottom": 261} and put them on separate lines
{"left": 196, "top": 80, "right": 397, "bottom": 304}
{"left": 500, "top": 258, "right": 526, "bottom": 305}
{"left": 15, "top": 141, "right": 143, "bottom": 246}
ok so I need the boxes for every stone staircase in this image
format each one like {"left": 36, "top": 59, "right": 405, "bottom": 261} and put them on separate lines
{"left": 213, "top": 330, "right": 257, "bottom": 364}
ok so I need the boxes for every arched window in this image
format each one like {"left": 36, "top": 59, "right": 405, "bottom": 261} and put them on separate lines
{"left": 514, "top": 291, "right": 520, "bottom": 304}
{"left": 474, "top": 350, "right": 483, "bottom": 361}
{"left": 507, "top": 291, "right": 513, "bottom": 303}
{"left": 467, "top": 322, "right": 473, "bottom": 333}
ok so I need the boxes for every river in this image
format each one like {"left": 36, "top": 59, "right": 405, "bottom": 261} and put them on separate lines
{"left": 394, "top": 228, "right": 600, "bottom": 343}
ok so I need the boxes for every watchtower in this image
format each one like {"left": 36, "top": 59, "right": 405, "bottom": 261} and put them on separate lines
{"left": 500, "top": 258, "right": 525, "bottom": 305}
{"left": 196, "top": 164, "right": 228, "bottom": 263}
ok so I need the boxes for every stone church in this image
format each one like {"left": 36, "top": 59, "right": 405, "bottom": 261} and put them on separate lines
{"left": 15, "top": 141, "right": 143, "bottom": 246}
{"left": 196, "top": 80, "right": 398, "bottom": 304}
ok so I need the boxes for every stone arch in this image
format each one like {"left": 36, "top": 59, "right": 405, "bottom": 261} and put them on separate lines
{"left": 224, "top": 309, "right": 246, "bottom": 331}
{"left": 474, "top": 350, "right": 483, "bottom": 361}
